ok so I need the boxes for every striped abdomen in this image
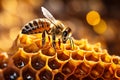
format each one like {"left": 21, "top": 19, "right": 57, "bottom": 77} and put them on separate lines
{"left": 21, "top": 19, "right": 51, "bottom": 34}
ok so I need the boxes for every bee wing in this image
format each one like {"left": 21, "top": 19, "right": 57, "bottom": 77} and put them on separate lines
{"left": 41, "top": 7, "right": 56, "bottom": 22}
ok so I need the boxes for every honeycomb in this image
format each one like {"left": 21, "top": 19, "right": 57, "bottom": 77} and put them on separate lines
{"left": 0, "top": 33, "right": 120, "bottom": 80}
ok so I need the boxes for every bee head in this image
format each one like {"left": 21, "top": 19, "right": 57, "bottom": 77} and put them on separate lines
{"left": 62, "top": 31, "right": 68, "bottom": 43}
{"left": 62, "top": 27, "right": 72, "bottom": 43}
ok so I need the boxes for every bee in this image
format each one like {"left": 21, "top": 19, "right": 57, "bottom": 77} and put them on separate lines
{"left": 21, "top": 7, "right": 74, "bottom": 49}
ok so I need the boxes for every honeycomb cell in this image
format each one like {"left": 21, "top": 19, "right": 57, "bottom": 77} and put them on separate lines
{"left": 3, "top": 67, "right": 19, "bottom": 80}
{"left": 22, "top": 67, "right": 36, "bottom": 80}
{"left": 101, "top": 54, "right": 111, "bottom": 63}
{"left": 93, "top": 48, "right": 101, "bottom": 52}
{"left": 13, "top": 55, "right": 29, "bottom": 69}
{"left": 112, "top": 57, "right": 120, "bottom": 64}
{"left": 90, "top": 63, "right": 104, "bottom": 79}
{"left": 102, "top": 65, "right": 114, "bottom": 79}
{"left": 62, "top": 62, "right": 75, "bottom": 75}
{"left": 78, "top": 40, "right": 90, "bottom": 51}
{"left": 57, "top": 50, "right": 70, "bottom": 61}
{"left": 116, "top": 69, "right": 120, "bottom": 78}
{"left": 39, "top": 69, "right": 52, "bottom": 80}
{"left": 92, "top": 43, "right": 101, "bottom": 52}
{"left": 65, "top": 44, "right": 72, "bottom": 50}
{"left": 67, "top": 74, "right": 79, "bottom": 80}
{"left": 41, "top": 47, "right": 56, "bottom": 56}
{"left": 71, "top": 51, "right": 84, "bottom": 60}
{"left": 0, "top": 52, "right": 8, "bottom": 69}
{"left": 96, "top": 78, "right": 104, "bottom": 80}
{"left": 19, "top": 34, "right": 35, "bottom": 45}
{"left": 74, "top": 62, "right": 90, "bottom": 77}
{"left": 82, "top": 75, "right": 93, "bottom": 80}
{"left": 23, "top": 43, "right": 40, "bottom": 53}
{"left": 85, "top": 51, "right": 99, "bottom": 62}
{"left": 31, "top": 55, "right": 46, "bottom": 70}
{"left": 0, "top": 61, "right": 8, "bottom": 69}
{"left": 48, "top": 58, "right": 61, "bottom": 70}
{"left": 54, "top": 72, "right": 64, "bottom": 80}
{"left": 112, "top": 77, "right": 120, "bottom": 80}
{"left": 35, "top": 39, "right": 42, "bottom": 49}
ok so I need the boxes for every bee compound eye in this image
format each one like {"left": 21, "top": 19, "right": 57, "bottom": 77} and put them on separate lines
{"left": 63, "top": 31, "right": 68, "bottom": 37}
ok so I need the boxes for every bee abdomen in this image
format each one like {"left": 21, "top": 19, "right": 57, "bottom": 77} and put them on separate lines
{"left": 21, "top": 19, "right": 51, "bottom": 34}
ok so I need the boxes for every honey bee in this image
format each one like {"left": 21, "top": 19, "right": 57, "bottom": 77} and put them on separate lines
{"left": 21, "top": 7, "right": 74, "bottom": 49}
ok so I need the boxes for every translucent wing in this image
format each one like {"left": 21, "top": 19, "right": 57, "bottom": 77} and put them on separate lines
{"left": 41, "top": 7, "right": 56, "bottom": 22}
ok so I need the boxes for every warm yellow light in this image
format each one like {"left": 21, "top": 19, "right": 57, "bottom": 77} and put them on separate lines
{"left": 2, "top": 0, "right": 17, "bottom": 13}
{"left": 86, "top": 11, "right": 101, "bottom": 26}
{"left": 93, "top": 20, "right": 107, "bottom": 34}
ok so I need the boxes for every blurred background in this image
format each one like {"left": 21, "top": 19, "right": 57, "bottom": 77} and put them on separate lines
{"left": 0, "top": 0, "right": 120, "bottom": 56}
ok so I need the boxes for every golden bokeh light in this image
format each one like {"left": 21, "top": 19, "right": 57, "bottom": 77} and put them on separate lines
{"left": 93, "top": 19, "right": 107, "bottom": 34}
{"left": 86, "top": 10, "right": 101, "bottom": 26}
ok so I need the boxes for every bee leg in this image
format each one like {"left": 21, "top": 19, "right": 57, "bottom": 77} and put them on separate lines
{"left": 42, "top": 30, "right": 47, "bottom": 47}
{"left": 58, "top": 38, "right": 61, "bottom": 48}
{"left": 67, "top": 37, "right": 74, "bottom": 49}
{"left": 52, "top": 33, "right": 56, "bottom": 51}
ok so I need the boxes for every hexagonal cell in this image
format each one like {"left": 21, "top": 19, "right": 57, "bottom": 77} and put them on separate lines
{"left": 31, "top": 55, "right": 46, "bottom": 70}
{"left": 67, "top": 74, "right": 79, "bottom": 80}
{"left": 13, "top": 55, "right": 29, "bottom": 69}
{"left": 0, "top": 60, "right": 8, "bottom": 69}
{"left": 112, "top": 57, "right": 120, "bottom": 64}
{"left": 48, "top": 58, "right": 61, "bottom": 70}
{"left": 62, "top": 62, "right": 75, "bottom": 75}
{"left": 78, "top": 40, "right": 90, "bottom": 51}
{"left": 116, "top": 69, "right": 120, "bottom": 78}
{"left": 101, "top": 54, "right": 111, "bottom": 63}
{"left": 74, "top": 62, "right": 91, "bottom": 78}
{"left": 111, "top": 77, "right": 120, "bottom": 80}
{"left": 41, "top": 47, "right": 56, "bottom": 56}
{"left": 85, "top": 51, "right": 99, "bottom": 62}
{"left": 74, "top": 62, "right": 91, "bottom": 77}
{"left": 22, "top": 67, "right": 36, "bottom": 80}
{"left": 74, "top": 40, "right": 82, "bottom": 46}
{"left": 96, "top": 78, "right": 104, "bottom": 80}
{"left": 82, "top": 75, "right": 93, "bottom": 80}
{"left": 57, "top": 51, "right": 70, "bottom": 61}
{"left": 65, "top": 44, "right": 73, "bottom": 50}
{"left": 102, "top": 65, "right": 114, "bottom": 79}
{"left": 92, "top": 43, "right": 101, "bottom": 52}
{"left": 0, "top": 52, "right": 8, "bottom": 69}
{"left": 3, "top": 67, "right": 19, "bottom": 80}
{"left": 19, "top": 34, "right": 33, "bottom": 45}
{"left": 35, "top": 39, "right": 42, "bottom": 49}
{"left": 71, "top": 51, "right": 84, "bottom": 60}
{"left": 39, "top": 69, "right": 53, "bottom": 80}
{"left": 54, "top": 72, "right": 64, "bottom": 80}
{"left": 90, "top": 63, "right": 104, "bottom": 79}
{"left": 23, "top": 43, "right": 40, "bottom": 53}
